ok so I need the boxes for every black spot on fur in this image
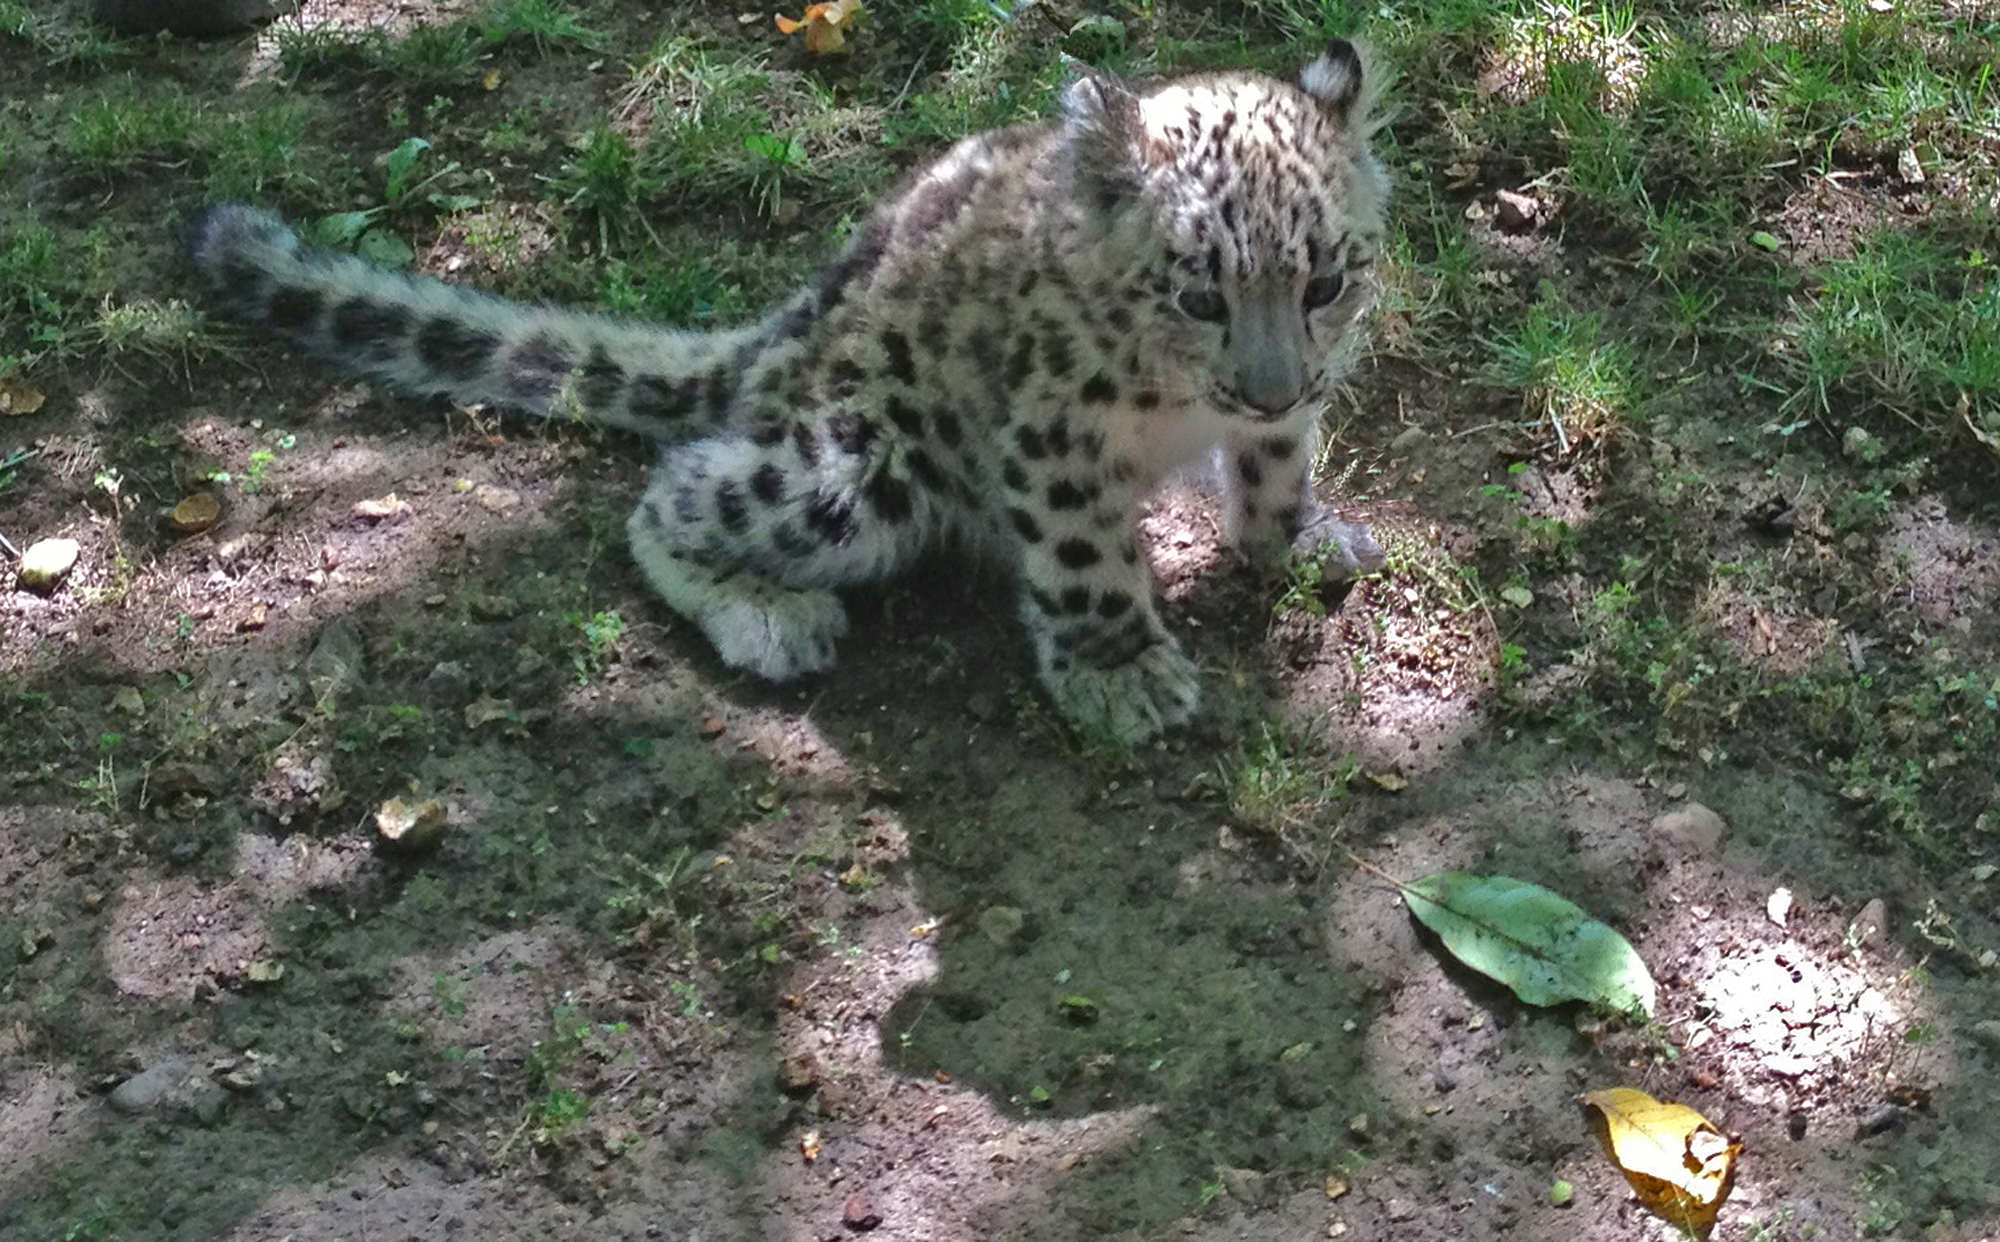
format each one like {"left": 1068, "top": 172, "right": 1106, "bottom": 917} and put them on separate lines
{"left": 886, "top": 396, "right": 925, "bottom": 437}
{"left": 1237, "top": 451, "right": 1264, "bottom": 488}
{"left": 868, "top": 473, "right": 914, "bottom": 523}
{"left": 1097, "top": 590, "right": 1133, "bottom": 619}
{"left": 813, "top": 218, "right": 890, "bottom": 314}
{"left": 1043, "top": 332, "right": 1074, "bottom": 379}
{"left": 933, "top": 409, "right": 963, "bottom": 448}
{"left": 715, "top": 480, "right": 748, "bottom": 533}
{"left": 579, "top": 346, "right": 625, "bottom": 411}
{"left": 749, "top": 421, "right": 787, "bottom": 448}
{"left": 1047, "top": 479, "right": 1092, "bottom": 511}
{"left": 217, "top": 259, "right": 264, "bottom": 299}
{"left": 332, "top": 299, "right": 410, "bottom": 356}
{"left": 1277, "top": 504, "right": 1303, "bottom": 535}
{"left": 907, "top": 449, "right": 946, "bottom": 492}
{"left": 1055, "top": 538, "right": 1101, "bottom": 569}
{"left": 1262, "top": 435, "right": 1298, "bottom": 461}
{"left": 901, "top": 166, "right": 979, "bottom": 240}
{"left": 750, "top": 463, "right": 786, "bottom": 505}
{"left": 794, "top": 423, "right": 822, "bottom": 468}
{"left": 827, "top": 412, "right": 874, "bottom": 454}
{"left": 1009, "top": 507, "right": 1044, "bottom": 543}
{"left": 1000, "top": 458, "right": 1030, "bottom": 492}
{"left": 416, "top": 317, "right": 499, "bottom": 379}
{"left": 1135, "top": 390, "right": 1161, "bottom": 411}
{"left": 880, "top": 330, "right": 916, "bottom": 384}
{"left": 1005, "top": 336, "right": 1036, "bottom": 387}
{"left": 672, "top": 485, "right": 702, "bottom": 525}
{"left": 699, "top": 370, "right": 733, "bottom": 420}
{"left": 506, "top": 333, "right": 572, "bottom": 400}
{"left": 630, "top": 374, "right": 695, "bottom": 423}
{"left": 1079, "top": 374, "right": 1117, "bottom": 404}
{"left": 828, "top": 359, "right": 865, "bottom": 396}
{"left": 1105, "top": 305, "right": 1133, "bottom": 334}
{"left": 266, "top": 286, "right": 322, "bottom": 333}
{"left": 1016, "top": 425, "right": 1047, "bottom": 460}
{"left": 805, "top": 489, "right": 858, "bottom": 545}
{"left": 772, "top": 521, "right": 814, "bottom": 557}
{"left": 1060, "top": 586, "right": 1091, "bottom": 615}
{"left": 1045, "top": 417, "right": 1072, "bottom": 458}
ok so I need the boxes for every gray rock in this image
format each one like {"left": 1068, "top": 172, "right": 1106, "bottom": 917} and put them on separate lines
{"left": 1970, "top": 1019, "right": 2000, "bottom": 1058}
{"left": 109, "top": 1057, "right": 193, "bottom": 1115}
{"left": 304, "top": 620, "right": 366, "bottom": 710}
{"left": 1851, "top": 897, "right": 1889, "bottom": 950}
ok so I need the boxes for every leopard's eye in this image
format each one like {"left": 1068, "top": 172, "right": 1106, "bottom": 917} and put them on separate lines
{"left": 1176, "top": 287, "right": 1228, "bottom": 323}
{"left": 1302, "top": 272, "right": 1346, "bottom": 310}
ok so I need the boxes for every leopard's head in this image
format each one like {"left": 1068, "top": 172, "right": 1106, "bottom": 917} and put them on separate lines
{"left": 1063, "top": 41, "right": 1389, "bottom": 420}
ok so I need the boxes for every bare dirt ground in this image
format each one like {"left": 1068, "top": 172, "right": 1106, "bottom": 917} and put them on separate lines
{"left": 4, "top": 5, "right": 2000, "bottom": 1242}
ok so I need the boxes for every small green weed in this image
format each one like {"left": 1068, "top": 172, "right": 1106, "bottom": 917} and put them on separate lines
{"left": 1485, "top": 283, "right": 1641, "bottom": 452}
{"left": 1224, "top": 722, "right": 1359, "bottom": 850}
{"left": 569, "top": 608, "right": 625, "bottom": 682}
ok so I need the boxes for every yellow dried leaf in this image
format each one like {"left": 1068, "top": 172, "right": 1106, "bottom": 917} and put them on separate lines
{"left": 1581, "top": 1087, "right": 1739, "bottom": 1236}
{"left": 774, "top": 0, "right": 860, "bottom": 52}
{"left": 374, "top": 796, "right": 449, "bottom": 852}
{"left": 0, "top": 374, "right": 45, "bottom": 415}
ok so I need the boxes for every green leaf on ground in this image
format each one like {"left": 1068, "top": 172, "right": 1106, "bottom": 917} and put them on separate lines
{"left": 1401, "top": 872, "right": 1657, "bottom": 1015}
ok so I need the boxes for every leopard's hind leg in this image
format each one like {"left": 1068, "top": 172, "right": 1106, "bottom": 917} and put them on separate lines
{"left": 627, "top": 412, "right": 939, "bottom": 681}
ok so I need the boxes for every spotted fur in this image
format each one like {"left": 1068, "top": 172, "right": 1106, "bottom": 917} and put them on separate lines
{"left": 186, "top": 41, "right": 1390, "bottom": 743}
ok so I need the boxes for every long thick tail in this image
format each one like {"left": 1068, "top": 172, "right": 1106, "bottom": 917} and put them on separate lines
{"left": 185, "top": 204, "right": 757, "bottom": 438}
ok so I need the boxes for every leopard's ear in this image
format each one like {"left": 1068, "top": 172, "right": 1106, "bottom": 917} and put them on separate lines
{"left": 1298, "top": 39, "right": 1371, "bottom": 124}
{"left": 1061, "top": 67, "right": 1169, "bottom": 208}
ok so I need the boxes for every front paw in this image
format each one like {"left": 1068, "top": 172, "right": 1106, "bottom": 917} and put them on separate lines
{"left": 1291, "top": 509, "right": 1385, "bottom": 579}
{"left": 1042, "top": 640, "right": 1201, "bottom": 745}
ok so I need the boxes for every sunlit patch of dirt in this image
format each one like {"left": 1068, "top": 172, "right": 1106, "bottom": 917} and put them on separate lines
{"left": 104, "top": 872, "right": 274, "bottom": 1001}
{"left": 236, "top": 0, "right": 481, "bottom": 83}
{"left": 1706, "top": 585, "right": 1838, "bottom": 677}
{"left": 1878, "top": 498, "right": 2000, "bottom": 636}
{"left": 1279, "top": 512, "right": 1497, "bottom": 775}
{"left": 0, "top": 1070, "right": 89, "bottom": 1194}
{"left": 1772, "top": 179, "right": 1899, "bottom": 267}
{"left": 1690, "top": 934, "right": 1919, "bottom": 1099}
{"left": 1140, "top": 481, "right": 1229, "bottom": 595}
{"left": 1477, "top": 7, "right": 1648, "bottom": 109}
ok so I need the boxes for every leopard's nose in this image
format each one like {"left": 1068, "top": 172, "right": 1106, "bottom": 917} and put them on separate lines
{"left": 1237, "top": 354, "right": 1304, "bottom": 413}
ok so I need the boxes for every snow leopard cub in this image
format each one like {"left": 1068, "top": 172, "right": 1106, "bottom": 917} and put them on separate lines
{"left": 187, "top": 40, "right": 1389, "bottom": 743}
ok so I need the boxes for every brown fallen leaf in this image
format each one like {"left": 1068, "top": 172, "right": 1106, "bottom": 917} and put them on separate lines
{"left": 352, "top": 493, "right": 411, "bottom": 520}
{"left": 374, "top": 796, "right": 448, "bottom": 852}
{"left": 1581, "top": 1086, "right": 1739, "bottom": 1237}
{"left": 0, "top": 373, "right": 46, "bottom": 415}
{"left": 464, "top": 697, "right": 515, "bottom": 729}
{"left": 169, "top": 492, "right": 222, "bottom": 534}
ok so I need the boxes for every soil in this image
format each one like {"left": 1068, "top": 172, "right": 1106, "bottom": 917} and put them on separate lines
{"left": 4, "top": 5, "right": 2000, "bottom": 1242}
